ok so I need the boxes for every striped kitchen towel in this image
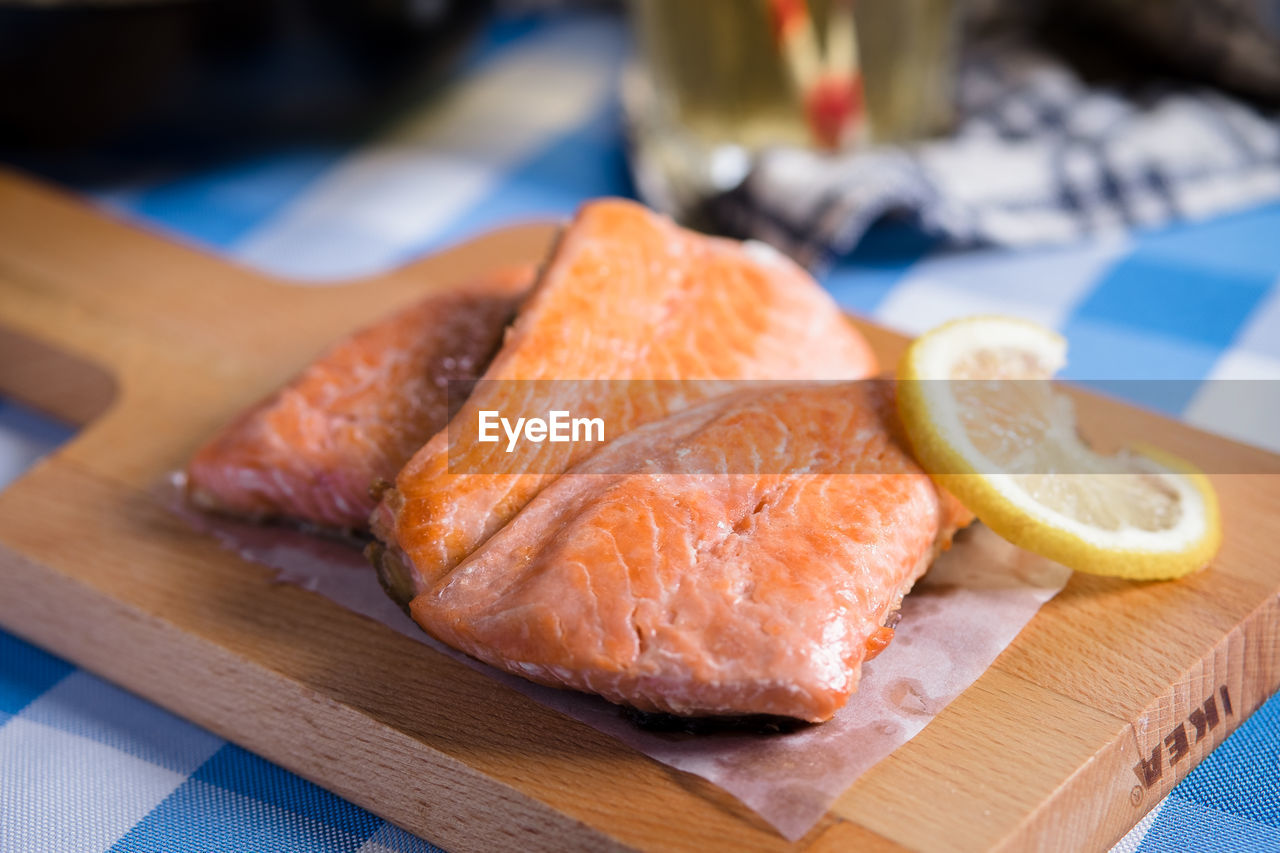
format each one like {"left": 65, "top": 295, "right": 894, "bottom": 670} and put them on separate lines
{"left": 705, "top": 39, "right": 1280, "bottom": 270}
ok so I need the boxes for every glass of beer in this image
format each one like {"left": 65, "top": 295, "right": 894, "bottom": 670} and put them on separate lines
{"left": 627, "top": 0, "right": 957, "bottom": 217}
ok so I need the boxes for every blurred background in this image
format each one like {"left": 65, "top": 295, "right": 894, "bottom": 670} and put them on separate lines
{"left": 2, "top": 3, "right": 1280, "bottom": 852}
{"left": 7, "top": 0, "right": 1280, "bottom": 264}
{"left": 4, "top": 0, "right": 1280, "bottom": 437}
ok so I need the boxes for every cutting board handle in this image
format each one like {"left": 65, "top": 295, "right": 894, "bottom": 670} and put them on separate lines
{"left": 0, "top": 171, "right": 271, "bottom": 377}
{"left": 0, "top": 169, "right": 557, "bottom": 431}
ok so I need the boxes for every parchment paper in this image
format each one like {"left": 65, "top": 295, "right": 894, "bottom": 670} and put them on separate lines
{"left": 170, "top": 482, "right": 1069, "bottom": 841}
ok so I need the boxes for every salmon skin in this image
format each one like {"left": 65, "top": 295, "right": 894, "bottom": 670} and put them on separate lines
{"left": 407, "top": 382, "right": 973, "bottom": 723}
{"left": 186, "top": 265, "right": 533, "bottom": 531}
{"left": 370, "top": 199, "right": 879, "bottom": 604}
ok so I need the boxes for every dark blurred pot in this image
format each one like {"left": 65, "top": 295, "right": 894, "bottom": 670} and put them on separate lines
{"left": 0, "top": 0, "right": 489, "bottom": 150}
{"left": 1067, "top": 0, "right": 1280, "bottom": 102}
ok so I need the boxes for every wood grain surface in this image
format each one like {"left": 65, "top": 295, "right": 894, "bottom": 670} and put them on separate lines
{"left": 0, "top": 169, "right": 1276, "bottom": 852}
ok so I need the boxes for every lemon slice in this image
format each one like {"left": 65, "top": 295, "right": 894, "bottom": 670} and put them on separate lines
{"left": 897, "top": 316, "right": 1220, "bottom": 580}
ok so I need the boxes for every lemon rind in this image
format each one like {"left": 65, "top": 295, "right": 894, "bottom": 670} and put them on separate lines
{"left": 898, "top": 317, "right": 1220, "bottom": 581}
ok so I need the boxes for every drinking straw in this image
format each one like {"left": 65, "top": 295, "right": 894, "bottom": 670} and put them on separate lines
{"left": 768, "top": 0, "right": 824, "bottom": 93}
{"left": 766, "top": 0, "right": 865, "bottom": 149}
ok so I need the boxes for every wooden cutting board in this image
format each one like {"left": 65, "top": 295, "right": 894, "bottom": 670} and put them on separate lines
{"left": 0, "top": 169, "right": 1277, "bottom": 853}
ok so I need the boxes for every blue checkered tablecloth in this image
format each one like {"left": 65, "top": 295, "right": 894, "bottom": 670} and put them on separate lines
{"left": 2, "top": 11, "right": 1279, "bottom": 853}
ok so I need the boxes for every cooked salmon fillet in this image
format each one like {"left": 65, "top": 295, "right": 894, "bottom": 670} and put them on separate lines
{"left": 186, "top": 265, "right": 533, "bottom": 531}
{"left": 370, "top": 199, "right": 879, "bottom": 603}
{"left": 408, "top": 382, "right": 973, "bottom": 722}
